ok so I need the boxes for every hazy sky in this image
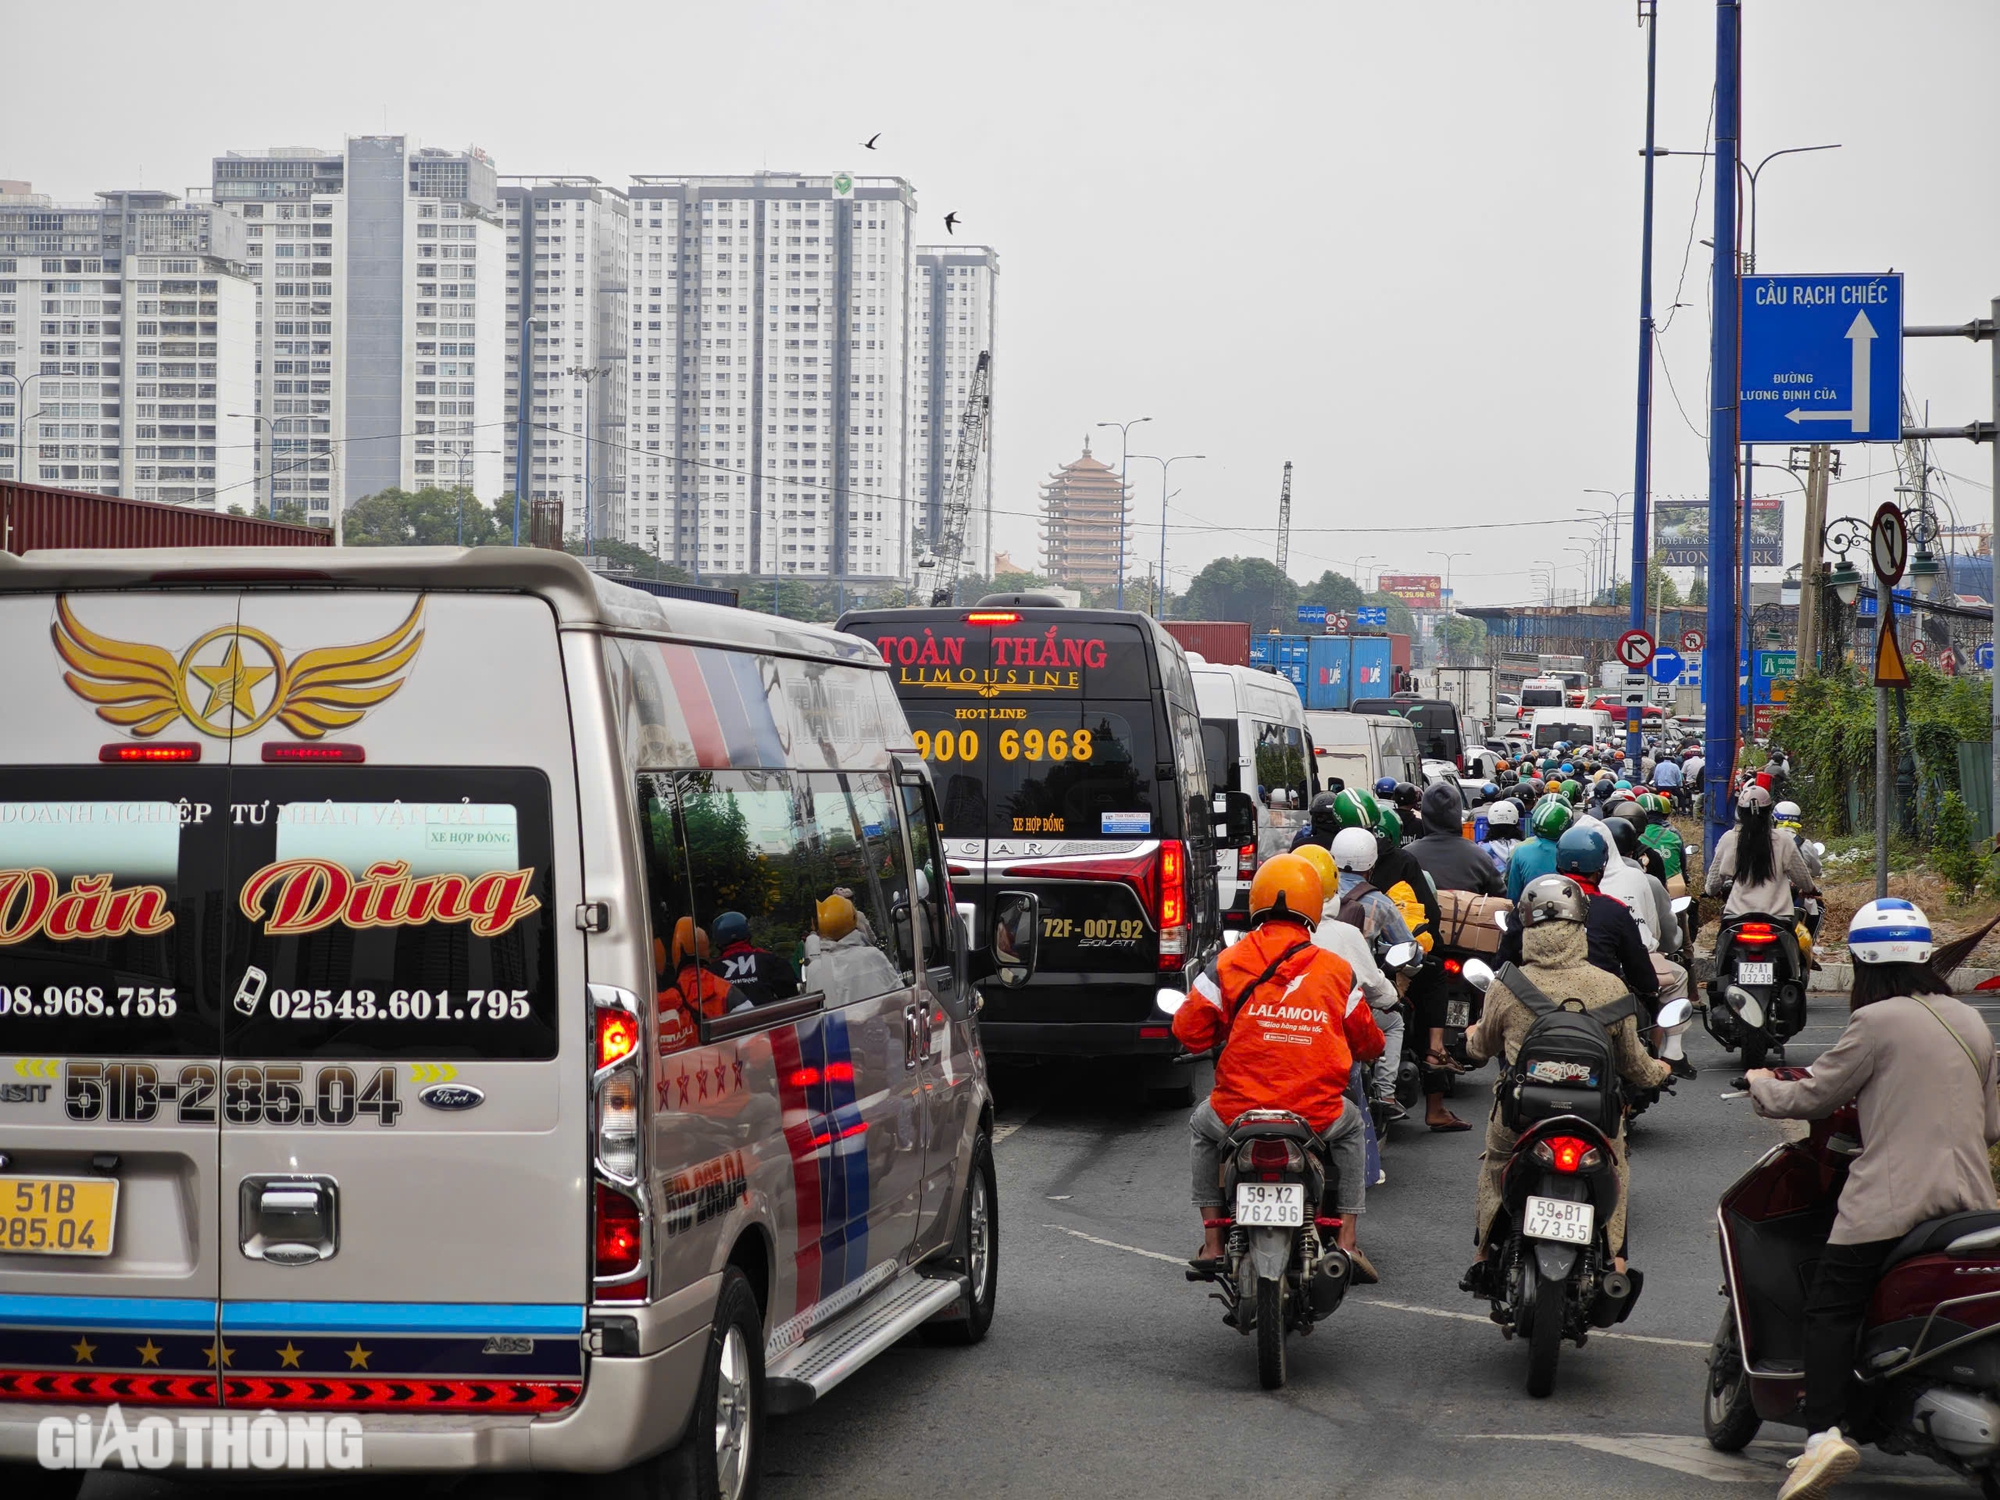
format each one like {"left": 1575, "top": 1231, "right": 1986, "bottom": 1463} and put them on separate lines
{"left": 10, "top": 0, "right": 1995, "bottom": 606}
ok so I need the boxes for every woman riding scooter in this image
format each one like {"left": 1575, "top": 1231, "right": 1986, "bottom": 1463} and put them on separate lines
{"left": 1746, "top": 899, "right": 2000, "bottom": 1500}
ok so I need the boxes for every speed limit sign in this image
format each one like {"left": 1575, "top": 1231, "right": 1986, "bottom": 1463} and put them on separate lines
{"left": 1681, "top": 629, "right": 1705, "bottom": 653}
{"left": 1615, "top": 629, "right": 1656, "bottom": 669}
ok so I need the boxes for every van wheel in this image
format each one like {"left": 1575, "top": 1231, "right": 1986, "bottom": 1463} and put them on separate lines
{"left": 613, "top": 1267, "right": 762, "bottom": 1500}
{"left": 3, "top": 1468, "right": 82, "bottom": 1500}
{"left": 925, "top": 1133, "right": 998, "bottom": 1345}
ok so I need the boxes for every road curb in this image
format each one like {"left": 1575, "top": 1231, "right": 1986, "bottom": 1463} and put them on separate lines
{"left": 1806, "top": 961, "right": 2000, "bottom": 995}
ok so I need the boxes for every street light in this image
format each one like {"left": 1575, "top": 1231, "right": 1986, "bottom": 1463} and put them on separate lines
{"left": 1130, "top": 453, "right": 1204, "bottom": 620}
{"left": 227, "top": 412, "right": 274, "bottom": 518}
{"left": 1580, "top": 492, "right": 1631, "bottom": 602}
{"left": 1355, "top": 554, "right": 1378, "bottom": 593}
{"left": 1095, "top": 416, "right": 1151, "bottom": 608}
{"left": 1430, "top": 550, "right": 1469, "bottom": 665}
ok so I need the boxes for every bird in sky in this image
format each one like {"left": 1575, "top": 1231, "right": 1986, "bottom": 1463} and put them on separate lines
{"left": 943, "top": 212, "right": 960, "bottom": 235}
{"left": 861, "top": 132, "right": 881, "bottom": 150}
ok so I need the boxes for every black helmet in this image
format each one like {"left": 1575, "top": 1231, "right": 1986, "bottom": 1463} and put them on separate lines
{"left": 1555, "top": 824, "right": 1610, "bottom": 878}
{"left": 1392, "top": 781, "right": 1421, "bottom": 809}
{"left": 1308, "top": 790, "right": 1341, "bottom": 835}
{"left": 1603, "top": 816, "right": 1640, "bottom": 861}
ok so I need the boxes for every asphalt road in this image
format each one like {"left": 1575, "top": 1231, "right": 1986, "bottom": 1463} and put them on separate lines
{"left": 75, "top": 992, "right": 2000, "bottom": 1500}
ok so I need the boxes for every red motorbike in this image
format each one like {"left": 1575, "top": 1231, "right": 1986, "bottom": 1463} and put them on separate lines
{"left": 1706, "top": 1075, "right": 2000, "bottom": 1492}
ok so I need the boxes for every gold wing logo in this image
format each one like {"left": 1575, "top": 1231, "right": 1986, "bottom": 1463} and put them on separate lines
{"left": 53, "top": 598, "right": 425, "bottom": 740}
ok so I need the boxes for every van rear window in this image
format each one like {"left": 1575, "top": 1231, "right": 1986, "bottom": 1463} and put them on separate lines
{"left": 903, "top": 704, "right": 1159, "bottom": 840}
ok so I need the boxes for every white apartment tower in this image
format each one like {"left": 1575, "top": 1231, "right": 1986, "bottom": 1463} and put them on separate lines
{"left": 497, "top": 180, "right": 629, "bottom": 546}
{"left": 623, "top": 173, "right": 914, "bottom": 578}
{"left": 211, "top": 137, "right": 504, "bottom": 520}
{"left": 911, "top": 246, "right": 998, "bottom": 577}
{"left": 0, "top": 188, "right": 256, "bottom": 508}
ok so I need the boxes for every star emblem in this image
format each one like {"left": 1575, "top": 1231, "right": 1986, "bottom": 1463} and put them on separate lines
{"left": 135, "top": 1338, "right": 163, "bottom": 1367}
{"left": 189, "top": 637, "right": 274, "bottom": 720}
{"left": 696, "top": 1067, "right": 709, "bottom": 1101}
{"left": 345, "top": 1342, "right": 371, "bottom": 1370}
{"left": 731, "top": 1059, "right": 744, "bottom": 1091}
{"left": 277, "top": 1341, "right": 304, "bottom": 1369}
{"left": 713, "top": 1062, "right": 726, "bottom": 1095}
{"left": 677, "top": 1069, "right": 692, "bottom": 1105}
{"left": 203, "top": 1340, "right": 233, "bottom": 1368}
{"left": 71, "top": 1336, "right": 96, "bottom": 1364}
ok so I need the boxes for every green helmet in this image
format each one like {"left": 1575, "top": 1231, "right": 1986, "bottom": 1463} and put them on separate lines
{"left": 1330, "top": 786, "right": 1383, "bottom": 831}
{"left": 1636, "top": 791, "right": 1667, "bottom": 817}
{"left": 1376, "top": 802, "right": 1406, "bottom": 845}
{"left": 1530, "top": 796, "right": 1574, "bottom": 841}
{"left": 1559, "top": 779, "right": 1583, "bottom": 805}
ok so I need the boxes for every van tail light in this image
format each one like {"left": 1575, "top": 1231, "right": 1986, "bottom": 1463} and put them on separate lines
{"left": 1235, "top": 842, "right": 1257, "bottom": 880}
{"left": 1733, "top": 922, "right": 1778, "bottom": 946}
{"left": 1157, "top": 839, "right": 1188, "bottom": 969}
{"left": 591, "top": 987, "right": 649, "bottom": 1302}
{"left": 594, "top": 1184, "right": 647, "bottom": 1299}
{"left": 100, "top": 742, "right": 200, "bottom": 763}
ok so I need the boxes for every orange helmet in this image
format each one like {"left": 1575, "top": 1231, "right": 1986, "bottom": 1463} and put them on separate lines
{"left": 1248, "top": 852, "right": 1324, "bottom": 928}
{"left": 1292, "top": 843, "right": 1338, "bottom": 902}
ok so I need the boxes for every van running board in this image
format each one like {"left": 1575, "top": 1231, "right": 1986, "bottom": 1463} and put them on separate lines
{"left": 765, "top": 1273, "right": 966, "bottom": 1414}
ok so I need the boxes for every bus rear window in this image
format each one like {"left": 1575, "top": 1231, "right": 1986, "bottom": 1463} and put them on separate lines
{"left": 904, "top": 704, "right": 1159, "bottom": 840}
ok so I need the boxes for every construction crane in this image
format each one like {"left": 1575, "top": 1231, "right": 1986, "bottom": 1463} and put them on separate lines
{"left": 1274, "top": 460, "right": 1293, "bottom": 576}
{"left": 921, "top": 350, "right": 992, "bottom": 606}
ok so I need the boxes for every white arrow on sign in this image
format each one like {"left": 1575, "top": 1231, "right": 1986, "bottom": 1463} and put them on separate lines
{"left": 1786, "top": 311, "right": 1876, "bottom": 434}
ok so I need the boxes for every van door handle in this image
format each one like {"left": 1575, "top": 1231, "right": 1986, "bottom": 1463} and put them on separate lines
{"left": 904, "top": 1005, "right": 926, "bottom": 1069}
{"left": 240, "top": 1174, "right": 339, "bottom": 1266}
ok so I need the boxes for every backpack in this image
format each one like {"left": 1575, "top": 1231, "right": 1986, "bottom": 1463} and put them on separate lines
{"left": 1496, "top": 964, "right": 1638, "bottom": 1136}
{"left": 1336, "top": 880, "right": 1379, "bottom": 933}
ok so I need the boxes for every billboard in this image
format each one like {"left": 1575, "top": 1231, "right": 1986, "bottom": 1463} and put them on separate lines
{"left": 1377, "top": 573, "right": 1443, "bottom": 610}
{"left": 1655, "top": 497, "right": 1784, "bottom": 568}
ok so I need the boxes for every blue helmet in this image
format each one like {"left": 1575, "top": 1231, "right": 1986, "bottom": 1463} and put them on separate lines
{"left": 1481, "top": 782, "right": 1500, "bottom": 799}
{"left": 1554, "top": 824, "right": 1610, "bottom": 877}
{"left": 711, "top": 911, "right": 752, "bottom": 950}
{"left": 1559, "top": 762, "right": 1575, "bottom": 777}
{"left": 1374, "top": 776, "right": 1399, "bottom": 797}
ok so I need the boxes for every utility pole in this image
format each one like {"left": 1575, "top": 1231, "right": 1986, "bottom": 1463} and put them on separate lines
{"left": 1275, "top": 460, "right": 1293, "bottom": 577}
{"left": 1704, "top": 0, "right": 1742, "bottom": 853}
{"left": 1626, "top": 0, "right": 1659, "bottom": 766}
{"left": 1795, "top": 445, "right": 1830, "bottom": 672}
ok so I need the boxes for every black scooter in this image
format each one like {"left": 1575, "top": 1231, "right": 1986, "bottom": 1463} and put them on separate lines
{"left": 1703, "top": 907, "right": 1807, "bottom": 1071}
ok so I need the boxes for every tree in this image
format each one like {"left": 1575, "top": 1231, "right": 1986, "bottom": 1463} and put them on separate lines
{"left": 344, "top": 485, "right": 503, "bottom": 547}
{"left": 1611, "top": 558, "right": 1682, "bottom": 608}
{"left": 1180, "top": 557, "right": 1300, "bottom": 634}
{"left": 1435, "top": 612, "right": 1486, "bottom": 663}
{"left": 1300, "top": 570, "right": 1367, "bottom": 613}
{"left": 1687, "top": 572, "right": 1708, "bottom": 606}
{"left": 568, "top": 535, "right": 691, "bottom": 581}
{"left": 1364, "top": 591, "right": 1415, "bottom": 638}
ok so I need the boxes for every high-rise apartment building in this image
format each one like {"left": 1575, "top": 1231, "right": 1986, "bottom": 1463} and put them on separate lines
{"left": 910, "top": 246, "right": 998, "bottom": 576}
{"left": 623, "top": 172, "right": 914, "bottom": 578}
{"left": 0, "top": 188, "right": 256, "bottom": 507}
{"left": 211, "top": 137, "right": 504, "bottom": 519}
{"left": 1040, "top": 442, "right": 1131, "bottom": 592}
{"left": 497, "top": 179, "right": 629, "bottom": 546}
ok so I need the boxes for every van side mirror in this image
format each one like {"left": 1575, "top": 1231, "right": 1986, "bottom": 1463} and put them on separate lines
{"left": 990, "top": 890, "right": 1041, "bottom": 989}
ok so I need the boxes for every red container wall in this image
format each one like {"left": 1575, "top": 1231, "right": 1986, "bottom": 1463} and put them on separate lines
{"left": 1388, "top": 632, "right": 1411, "bottom": 670}
{"left": 0, "top": 481, "right": 333, "bottom": 554}
{"left": 1164, "top": 620, "right": 1252, "bottom": 668}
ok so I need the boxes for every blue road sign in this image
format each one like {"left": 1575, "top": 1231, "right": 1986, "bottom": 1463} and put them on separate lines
{"left": 1356, "top": 606, "right": 1389, "bottom": 628}
{"left": 1297, "top": 603, "right": 1327, "bottom": 627}
{"left": 1649, "top": 647, "right": 1684, "bottom": 684}
{"left": 1739, "top": 274, "right": 1903, "bottom": 444}
{"left": 1979, "top": 641, "right": 1995, "bottom": 673}
{"left": 1858, "top": 588, "right": 1915, "bottom": 618}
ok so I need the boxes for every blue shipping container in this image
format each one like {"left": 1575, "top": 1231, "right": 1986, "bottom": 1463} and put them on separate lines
{"left": 1304, "top": 636, "right": 1352, "bottom": 711}
{"left": 1249, "top": 633, "right": 1313, "bottom": 691}
{"left": 1351, "top": 637, "right": 1393, "bottom": 700}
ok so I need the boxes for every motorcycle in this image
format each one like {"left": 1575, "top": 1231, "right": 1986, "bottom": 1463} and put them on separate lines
{"left": 1462, "top": 957, "right": 1692, "bottom": 1396}
{"left": 1163, "top": 943, "right": 1417, "bottom": 1390}
{"left": 1372, "top": 939, "right": 1428, "bottom": 1135}
{"left": 1707, "top": 1080, "right": 2000, "bottom": 1493}
{"left": 1703, "top": 903, "right": 1808, "bottom": 1071}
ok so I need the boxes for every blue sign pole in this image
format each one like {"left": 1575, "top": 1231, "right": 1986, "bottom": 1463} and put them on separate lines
{"left": 1626, "top": 1, "right": 1659, "bottom": 770}
{"left": 1704, "top": 0, "right": 1741, "bottom": 855}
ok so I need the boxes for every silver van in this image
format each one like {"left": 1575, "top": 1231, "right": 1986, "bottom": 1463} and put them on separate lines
{"left": 0, "top": 548, "right": 1031, "bottom": 1497}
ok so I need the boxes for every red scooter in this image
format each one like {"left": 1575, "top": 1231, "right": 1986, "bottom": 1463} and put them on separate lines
{"left": 1706, "top": 1075, "right": 2000, "bottom": 1492}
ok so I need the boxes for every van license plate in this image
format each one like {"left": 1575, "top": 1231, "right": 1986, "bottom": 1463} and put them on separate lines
{"left": 1445, "top": 999, "right": 1470, "bottom": 1029}
{"left": 1736, "top": 962, "right": 1775, "bottom": 986}
{"left": 1235, "top": 1182, "right": 1304, "bottom": 1227}
{"left": 1523, "top": 1194, "right": 1593, "bottom": 1246}
{"left": 1, "top": 1175, "right": 117, "bottom": 1257}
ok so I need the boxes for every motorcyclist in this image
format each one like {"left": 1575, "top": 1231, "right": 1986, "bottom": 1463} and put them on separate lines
{"left": 1408, "top": 782, "right": 1505, "bottom": 898}
{"left": 1478, "top": 799, "right": 1523, "bottom": 876}
{"left": 1747, "top": 900, "right": 2000, "bottom": 1500}
{"left": 1306, "top": 835, "right": 1409, "bottom": 1124}
{"left": 1604, "top": 813, "right": 1694, "bottom": 1075}
{"left": 1633, "top": 791, "right": 1685, "bottom": 882}
{"left": 1607, "top": 798, "right": 1668, "bottom": 883}
{"left": 1289, "top": 790, "right": 1342, "bottom": 853}
{"left": 1178, "top": 853, "right": 1386, "bottom": 1277}
{"left": 1392, "top": 781, "right": 1424, "bottom": 843}
{"left": 1462, "top": 874, "right": 1672, "bottom": 1292}
{"left": 1707, "top": 785, "right": 1817, "bottom": 921}
{"left": 1496, "top": 824, "right": 1660, "bottom": 1018}
{"left": 1506, "top": 796, "right": 1572, "bottom": 900}
{"left": 1774, "top": 799, "right": 1823, "bottom": 884}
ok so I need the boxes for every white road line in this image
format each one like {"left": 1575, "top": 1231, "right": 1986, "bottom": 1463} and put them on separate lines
{"left": 992, "top": 1108, "right": 1039, "bottom": 1146}
{"left": 1468, "top": 1433, "right": 1956, "bottom": 1487}
{"left": 1043, "top": 1225, "right": 1709, "bottom": 1348}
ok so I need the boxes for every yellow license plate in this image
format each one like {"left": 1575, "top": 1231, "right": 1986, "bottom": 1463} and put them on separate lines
{"left": 0, "top": 1176, "right": 117, "bottom": 1257}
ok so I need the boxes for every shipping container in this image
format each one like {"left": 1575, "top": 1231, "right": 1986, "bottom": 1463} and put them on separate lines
{"left": 1164, "top": 619, "right": 1252, "bottom": 667}
{"left": 1248, "top": 632, "right": 1312, "bottom": 690}
{"left": 1387, "top": 632, "right": 1411, "bottom": 671}
{"left": 1, "top": 480, "right": 332, "bottom": 553}
{"left": 1297, "top": 635, "right": 1394, "bottom": 712}
{"left": 602, "top": 572, "right": 741, "bottom": 608}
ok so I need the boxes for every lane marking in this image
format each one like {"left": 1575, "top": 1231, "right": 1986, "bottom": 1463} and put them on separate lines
{"left": 992, "top": 1108, "right": 1039, "bottom": 1146}
{"left": 1043, "top": 1225, "right": 1708, "bottom": 1348}
{"left": 1469, "top": 1432, "right": 1956, "bottom": 1488}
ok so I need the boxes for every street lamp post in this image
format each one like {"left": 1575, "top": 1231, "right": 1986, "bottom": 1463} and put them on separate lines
{"left": 1580, "top": 493, "right": 1631, "bottom": 602}
{"left": 3, "top": 372, "right": 51, "bottom": 497}
{"left": 1430, "top": 550, "right": 1469, "bottom": 665}
{"left": 1355, "top": 554, "right": 1378, "bottom": 594}
{"left": 228, "top": 412, "right": 274, "bottom": 519}
{"left": 1130, "top": 453, "right": 1205, "bottom": 620}
{"left": 567, "top": 364, "right": 611, "bottom": 559}
{"left": 1095, "top": 417, "right": 1151, "bottom": 608}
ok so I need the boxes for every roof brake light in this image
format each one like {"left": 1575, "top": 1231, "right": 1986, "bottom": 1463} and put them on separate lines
{"left": 263, "top": 743, "right": 366, "bottom": 763}
{"left": 964, "top": 611, "right": 1019, "bottom": 626}
{"left": 100, "top": 743, "right": 200, "bottom": 763}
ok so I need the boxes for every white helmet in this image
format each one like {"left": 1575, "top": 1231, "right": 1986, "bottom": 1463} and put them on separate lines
{"left": 1485, "top": 801, "right": 1520, "bottom": 829}
{"left": 1331, "top": 827, "right": 1378, "bottom": 872}
{"left": 1774, "top": 800, "right": 1802, "bottom": 828}
{"left": 1847, "top": 898, "right": 1933, "bottom": 965}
